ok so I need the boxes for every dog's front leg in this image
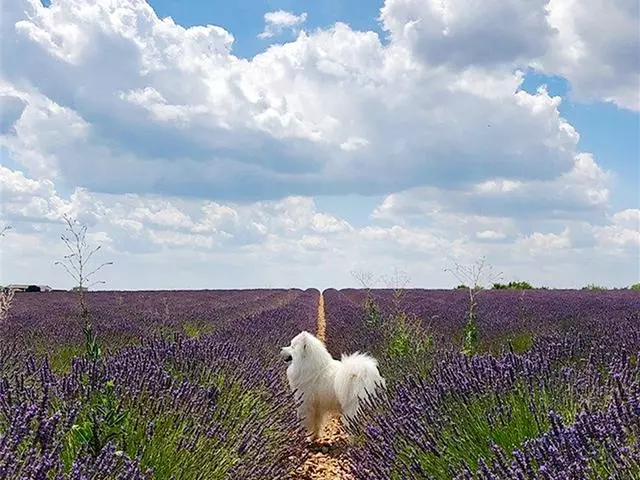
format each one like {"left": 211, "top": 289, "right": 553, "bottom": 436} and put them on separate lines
{"left": 303, "top": 403, "right": 324, "bottom": 441}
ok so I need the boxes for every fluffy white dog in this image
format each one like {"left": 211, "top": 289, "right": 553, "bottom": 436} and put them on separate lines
{"left": 280, "top": 331, "right": 386, "bottom": 441}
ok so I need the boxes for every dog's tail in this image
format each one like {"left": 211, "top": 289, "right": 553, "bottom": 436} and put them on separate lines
{"left": 335, "top": 352, "right": 386, "bottom": 426}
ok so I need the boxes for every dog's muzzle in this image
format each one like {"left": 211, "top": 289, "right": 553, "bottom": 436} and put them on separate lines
{"left": 280, "top": 348, "right": 293, "bottom": 363}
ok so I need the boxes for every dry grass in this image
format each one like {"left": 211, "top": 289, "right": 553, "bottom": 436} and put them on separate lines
{"left": 0, "top": 287, "right": 15, "bottom": 322}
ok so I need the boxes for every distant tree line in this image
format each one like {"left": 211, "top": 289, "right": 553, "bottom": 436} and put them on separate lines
{"left": 454, "top": 281, "right": 640, "bottom": 290}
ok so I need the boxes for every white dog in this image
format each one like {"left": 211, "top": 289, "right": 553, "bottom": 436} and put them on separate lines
{"left": 280, "top": 331, "right": 386, "bottom": 441}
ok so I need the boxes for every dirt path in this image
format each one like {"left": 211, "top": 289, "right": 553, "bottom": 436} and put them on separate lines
{"left": 288, "top": 291, "right": 354, "bottom": 480}
{"left": 316, "top": 291, "right": 326, "bottom": 343}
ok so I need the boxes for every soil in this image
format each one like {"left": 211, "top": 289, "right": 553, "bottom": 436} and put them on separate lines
{"left": 286, "top": 292, "right": 355, "bottom": 479}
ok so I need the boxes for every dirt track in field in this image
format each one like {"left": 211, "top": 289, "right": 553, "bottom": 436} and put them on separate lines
{"left": 287, "top": 291, "right": 354, "bottom": 480}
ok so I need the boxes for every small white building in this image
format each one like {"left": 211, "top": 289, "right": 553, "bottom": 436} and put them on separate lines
{"left": 2, "top": 284, "right": 53, "bottom": 292}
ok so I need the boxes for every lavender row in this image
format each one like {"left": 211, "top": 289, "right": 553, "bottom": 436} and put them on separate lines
{"left": 324, "top": 289, "right": 640, "bottom": 478}
{"left": 2, "top": 289, "right": 300, "bottom": 352}
{"left": 208, "top": 287, "right": 319, "bottom": 363}
{"left": 347, "top": 338, "right": 640, "bottom": 479}
{"left": 0, "top": 289, "right": 320, "bottom": 479}
{"left": 322, "top": 288, "right": 371, "bottom": 357}
{"left": 340, "top": 288, "right": 640, "bottom": 347}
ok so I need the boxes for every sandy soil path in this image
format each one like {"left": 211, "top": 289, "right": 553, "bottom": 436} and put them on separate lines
{"left": 286, "top": 291, "right": 354, "bottom": 480}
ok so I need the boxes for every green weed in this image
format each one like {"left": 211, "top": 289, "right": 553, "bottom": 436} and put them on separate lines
{"left": 480, "top": 331, "right": 536, "bottom": 355}
{"left": 63, "top": 379, "right": 129, "bottom": 466}
{"left": 182, "top": 321, "right": 214, "bottom": 339}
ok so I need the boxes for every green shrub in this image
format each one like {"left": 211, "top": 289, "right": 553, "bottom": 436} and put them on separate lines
{"left": 381, "top": 311, "right": 434, "bottom": 378}
{"left": 364, "top": 295, "right": 383, "bottom": 328}
{"left": 480, "top": 332, "right": 536, "bottom": 356}
{"left": 492, "top": 281, "right": 534, "bottom": 290}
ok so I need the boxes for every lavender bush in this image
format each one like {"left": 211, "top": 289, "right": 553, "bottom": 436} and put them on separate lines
{"left": 325, "top": 288, "right": 640, "bottom": 479}
{"left": 340, "top": 288, "right": 640, "bottom": 351}
{"left": 0, "top": 288, "right": 318, "bottom": 479}
{"left": 3, "top": 285, "right": 639, "bottom": 479}
{"left": 2, "top": 289, "right": 300, "bottom": 372}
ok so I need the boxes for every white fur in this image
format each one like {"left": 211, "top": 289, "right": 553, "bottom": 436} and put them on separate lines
{"left": 279, "top": 330, "right": 386, "bottom": 440}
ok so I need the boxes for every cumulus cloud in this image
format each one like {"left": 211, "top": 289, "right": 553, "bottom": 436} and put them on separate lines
{"left": 1, "top": 165, "right": 637, "bottom": 289}
{"left": 0, "top": 166, "right": 101, "bottom": 226}
{"left": 0, "top": 94, "right": 26, "bottom": 134}
{"left": 258, "top": 10, "right": 308, "bottom": 39}
{"left": 1, "top": 0, "right": 592, "bottom": 202}
{"left": 372, "top": 152, "right": 612, "bottom": 226}
{"left": 0, "top": 166, "right": 353, "bottom": 253}
{"left": 516, "top": 229, "right": 572, "bottom": 253}
{"left": 476, "top": 230, "right": 507, "bottom": 241}
{"left": 591, "top": 209, "right": 640, "bottom": 253}
{"left": 539, "top": 0, "right": 639, "bottom": 110}
{"left": 378, "top": 0, "right": 638, "bottom": 110}
{"left": 0, "top": 0, "right": 637, "bottom": 290}
{"left": 379, "top": 0, "right": 555, "bottom": 68}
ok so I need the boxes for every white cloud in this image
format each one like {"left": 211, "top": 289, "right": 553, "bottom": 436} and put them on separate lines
{"left": 611, "top": 209, "right": 640, "bottom": 229}
{"left": 0, "top": 94, "right": 27, "bottom": 133}
{"left": 0, "top": 166, "right": 102, "bottom": 226}
{"left": 0, "top": 0, "right": 637, "bottom": 290}
{"left": 591, "top": 209, "right": 640, "bottom": 252}
{"left": 379, "top": 0, "right": 555, "bottom": 68}
{"left": 311, "top": 213, "right": 352, "bottom": 234}
{"left": 148, "top": 229, "right": 217, "bottom": 250}
{"left": 516, "top": 229, "right": 572, "bottom": 252}
{"left": 372, "top": 152, "right": 612, "bottom": 223}
{"left": 379, "top": 0, "right": 639, "bottom": 110}
{"left": 476, "top": 230, "right": 507, "bottom": 241}
{"left": 1, "top": 169, "right": 637, "bottom": 289}
{"left": 2, "top": 0, "right": 593, "bottom": 202}
{"left": 258, "top": 10, "right": 308, "bottom": 39}
{"left": 539, "top": 0, "right": 639, "bottom": 110}
{"left": 0, "top": 167, "right": 354, "bottom": 254}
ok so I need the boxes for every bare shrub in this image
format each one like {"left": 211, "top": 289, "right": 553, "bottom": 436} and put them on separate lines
{"left": 0, "top": 225, "right": 14, "bottom": 322}
{"left": 445, "top": 256, "right": 503, "bottom": 355}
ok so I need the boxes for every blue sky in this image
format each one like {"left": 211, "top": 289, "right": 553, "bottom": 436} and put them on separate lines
{"left": 1, "top": 0, "right": 638, "bottom": 290}
{"left": 148, "top": 0, "right": 387, "bottom": 58}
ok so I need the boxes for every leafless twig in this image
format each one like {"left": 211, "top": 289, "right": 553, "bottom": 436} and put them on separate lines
{"left": 54, "top": 215, "right": 113, "bottom": 321}
{"left": 445, "top": 257, "right": 503, "bottom": 354}
{"left": 0, "top": 225, "right": 14, "bottom": 322}
{"left": 381, "top": 267, "right": 411, "bottom": 314}
{"left": 350, "top": 269, "right": 377, "bottom": 291}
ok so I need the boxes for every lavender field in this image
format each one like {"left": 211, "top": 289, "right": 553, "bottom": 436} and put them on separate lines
{"left": 1, "top": 289, "right": 318, "bottom": 479}
{"left": 1, "top": 287, "right": 640, "bottom": 479}
{"left": 326, "top": 288, "right": 640, "bottom": 479}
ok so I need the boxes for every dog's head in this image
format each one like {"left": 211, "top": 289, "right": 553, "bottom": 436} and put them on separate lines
{"left": 280, "top": 330, "right": 315, "bottom": 365}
